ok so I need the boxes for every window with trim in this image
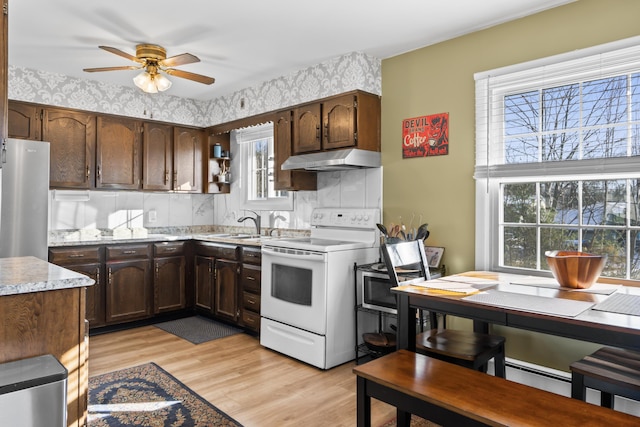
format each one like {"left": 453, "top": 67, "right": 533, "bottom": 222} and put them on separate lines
{"left": 234, "top": 123, "right": 293, "bottom": 210}
{"left": 475, "top": 38, "right": 640, "bottom": 280}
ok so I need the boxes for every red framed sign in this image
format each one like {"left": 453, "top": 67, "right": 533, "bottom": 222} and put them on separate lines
{"left": 402, "top": 112, "right": 449, "bottom": 158}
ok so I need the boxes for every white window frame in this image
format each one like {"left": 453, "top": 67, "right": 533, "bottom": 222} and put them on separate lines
{"left": 475, "top": 36, "right": 640, "bottom": 275}
{"left": 234, "top": 123, "right": 294, "bottom": 211}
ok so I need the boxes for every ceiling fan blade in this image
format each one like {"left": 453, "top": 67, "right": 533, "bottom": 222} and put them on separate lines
{"left": 164, "top": 68, "right": 215, "bottom": 85}
{"left": 98, "top": 45, "right": 144, "bottom": 63}
{"left": 160, "top": 53, "right": 200, "bottom": 67}
{"left": 83, "top": 65, "right": 141, "bottom": 72}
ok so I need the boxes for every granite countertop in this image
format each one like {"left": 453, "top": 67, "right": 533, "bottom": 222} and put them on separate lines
{"left": 0, "top": 256, "right": 96, "bottom": 296}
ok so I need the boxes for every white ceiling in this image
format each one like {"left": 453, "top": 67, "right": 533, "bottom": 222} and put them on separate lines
{"left": 9, "top": 0, "right": 574, "bottom": 101}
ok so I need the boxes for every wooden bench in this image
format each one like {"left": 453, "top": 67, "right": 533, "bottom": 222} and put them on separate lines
{"left": 353, "top": 349, "right": 640, "bottom": 427}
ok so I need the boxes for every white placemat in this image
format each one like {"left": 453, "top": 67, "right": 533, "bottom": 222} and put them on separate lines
{"left": 592, "top": 293, "right": 640, "bottom": 317}
{"left": 509, "top": 276, "right": 621, "bottom": 295}
{"left": 462, "top": 290, "right": 595, "bottom": 317}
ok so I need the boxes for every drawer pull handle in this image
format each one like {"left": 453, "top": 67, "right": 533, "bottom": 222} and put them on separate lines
{"left": 123, "top": 250, "right": 137, "bottom": 254}
{"left": 68, "top": 254, "right": 85, "bottom": 258}
{"left": 246, "top": 298, "right": 255, "bottom": 304}
{"left": 246, "top": 276, "right": 256, "bottom": 281}
{"left": 165, "top": 247, "right": 177, "bottom": 252}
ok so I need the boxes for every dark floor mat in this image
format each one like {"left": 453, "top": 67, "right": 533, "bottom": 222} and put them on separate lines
{"left": 154, "top": 316, "right": 243, "bottom": 344}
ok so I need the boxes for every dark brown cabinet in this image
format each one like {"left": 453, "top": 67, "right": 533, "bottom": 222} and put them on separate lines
{"left": 43, "top": 108, "right": 97, "bottom": 189}
{"left": 173, "top": 126, "right": 203, "bottom": 192}
{"left": 274, "top": 110, "right": 316, "bottom": 191}
{"left": 291, "top": 91, "right": 380, "bottom": 154}
{"left": 240, "top": 246, "right": 261, "bottom": 333}
{"left": 105, "top": 244, "right": 151, "bottom": 323}
{"left": 7, "top": 101, "right": 40, "bottom": 140}
{"left": 153, "top": 242, "right": 186, "bottom": 313}
{"left": 48, "top": 246, "right": 105, "bottom": 328}
{"left": 143, "top": 122, "right": 173, "bottom": 191}
{"left": 293, "top": 103, "right": 322, "bottom": 153}
{"left": 214, "top": 258, "right": 239, "bottom": 322}
{"left": 193, "top": 242, "right": 241, "bottom": 323}
{"left": 194, "top": 255, "right": 214, "bottom": 311}
{"left": 96, "top": 116, "right": 142, "bottom": 190}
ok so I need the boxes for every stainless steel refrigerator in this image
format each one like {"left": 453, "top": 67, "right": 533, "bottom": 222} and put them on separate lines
{"left": 0, "top": 138, "right": 50, "bottom": 260}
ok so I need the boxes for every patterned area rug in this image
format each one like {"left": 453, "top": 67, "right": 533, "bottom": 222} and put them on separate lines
{"left": 154, "top": 316, "right": 243, "bottom": 344}
{"left": 89, "top": 363, "right": 242, "bottom": 427}
{"left": 379, "top": 416, "right": 441, "bottom": 427}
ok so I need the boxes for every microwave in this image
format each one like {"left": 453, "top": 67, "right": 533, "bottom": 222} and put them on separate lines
{"left": 356, "top": 264, "right": 442, "bottom": 315}
{"left": 357, "top": 267, "right": 398, "bottom": 314}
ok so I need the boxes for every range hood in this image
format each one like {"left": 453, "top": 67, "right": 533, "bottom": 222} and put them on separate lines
{"left": 281, "top": 148, "right": 381, "bottom": 171}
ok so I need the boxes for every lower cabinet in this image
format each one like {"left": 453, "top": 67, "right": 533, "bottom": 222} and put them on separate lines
{"left": 106, "top": 258, "right": 152, "bottom": 323}
{"left": 48, "top": 246, "right": 105, "bottom": 328}
{"left": 194, "top": 255, "right": 214, "bottom": 312}
{"left": 153, "top": 242, "right": 186, "bottom": 313}
{"left": 240, "top": 246, "right": 262, "bottom": 333}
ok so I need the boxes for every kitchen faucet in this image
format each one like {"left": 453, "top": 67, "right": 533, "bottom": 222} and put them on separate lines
{"left": 238, "top": 210, "right": 261, "bottom": 235}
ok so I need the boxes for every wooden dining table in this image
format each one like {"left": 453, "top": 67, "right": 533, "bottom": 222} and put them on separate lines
{"left": 391, "top": 271, "right": 640, "bottom": 353}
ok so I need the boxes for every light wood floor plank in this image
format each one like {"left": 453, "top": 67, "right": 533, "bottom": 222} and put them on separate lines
{"left": 89, "top": 325, "right": 396, "bottom": 426}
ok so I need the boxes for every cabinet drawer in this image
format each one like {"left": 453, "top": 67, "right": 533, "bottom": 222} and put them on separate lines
{"left": 154, "top": 241, "right": 185, "bottom": 257}
{"left": 242, "top": 310, "right": 260, "bottom": 330}
{"left": 49, "top": 246, "right": 101, "bottom": 265}
{"left": 241, "top": 264, "right": 261, "bottom": 293}
{"left": 106, "top": 244, "right": 150, "bottom": 260}
{"left": 242, "top": 247, "right": 262, "bottom": 265}
{"left": 243, "top": 291, "right": 261, "bottom": 312}
{"left": 194, "top": 242, "right": 239, "bottom": 260}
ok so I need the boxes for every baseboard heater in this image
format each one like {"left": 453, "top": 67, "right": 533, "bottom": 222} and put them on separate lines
{"left": 503, "top": 357, "right": 571, "bottom": 383}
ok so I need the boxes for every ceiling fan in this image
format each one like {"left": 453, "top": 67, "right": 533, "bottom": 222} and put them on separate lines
{"left": 83, "top": 44, "right": 215, "bottom": 93}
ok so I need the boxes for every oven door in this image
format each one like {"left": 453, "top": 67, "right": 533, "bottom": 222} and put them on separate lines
{"left": 261, "top": 246, "right": 327, "bottom": 335}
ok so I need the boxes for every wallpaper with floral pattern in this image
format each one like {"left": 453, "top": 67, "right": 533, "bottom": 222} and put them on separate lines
{"left": 9, "top": 51, "right": 380, "bottom": 127}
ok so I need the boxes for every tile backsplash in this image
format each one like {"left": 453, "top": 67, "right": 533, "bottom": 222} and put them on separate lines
{"left": 49, "top": 167, "right": 382, "bottom": 236}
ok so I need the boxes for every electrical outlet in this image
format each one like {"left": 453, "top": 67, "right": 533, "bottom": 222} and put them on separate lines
{"left": 148, "top": 210, "right": 157, "bottom": 223}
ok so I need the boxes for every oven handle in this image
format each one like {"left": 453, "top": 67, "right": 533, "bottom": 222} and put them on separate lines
{"left": 262, "top": 247, "right": 326, "bottom": 262}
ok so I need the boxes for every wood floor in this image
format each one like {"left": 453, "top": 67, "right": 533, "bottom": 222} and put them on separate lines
{"left": 89, "top": 325, "right": 397, "bottom": 427}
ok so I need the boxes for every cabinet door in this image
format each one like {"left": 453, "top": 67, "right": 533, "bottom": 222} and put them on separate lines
{"left": 173, "top": 126, "right": 203, "bottom": 192}
{"left": 215, "top": 259, "right": 238, "bottom": 322}
{"left": 105, "top": 259, "right": 151, "bottom": 323}
{"left": 323, "top": 94, "right": 356, "bottom": 150}
{"left": 274, "top": 110, "right": 317, "bottom": 191}
{"left": 194, "top": 255, "right": 214, "bottom": 312}
{"left": 293, "top": 103, "right": 321, "bottom": 153}
{"left": 43, "top": 108, "right": 96, "bottom": 189}
{"left": 154, "top": 256, "right": 186, "bottom": 313}
{"left": 96, "top": 116, "right": 142, "bottom": 189}
{"left": 8, "top": 101, "right": 40, "bottom": 140}
{"left": 143, "top": 122, "right": 173, "bottom": 191}
{"left": 67, "top": 263, "right": 104, "bottom": 328}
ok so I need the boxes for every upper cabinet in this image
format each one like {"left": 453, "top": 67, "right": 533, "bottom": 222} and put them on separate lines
{"left": 96, "top": 116, "right": 142, "bottom": 190}
{"left": 173, "top": 126, "right": 203, "bottom": 193}
{"left": 43, "top": 108, "right": 96, "bottom": 189}
{"left": 142, "top": 122, "right": 173, "bottom": 191}
{"left": 274, "top": 110, "right": 316, "bottom": 191}
{"left": 292, "top": 91, "right": 380, "bottom": 154}
{"left": 8, "top": 101, "right": 40, "bottom": 140}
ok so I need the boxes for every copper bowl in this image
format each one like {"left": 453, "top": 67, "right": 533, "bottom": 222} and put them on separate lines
{"left": 544, "top": 250, "right": 607, "bottom": 289}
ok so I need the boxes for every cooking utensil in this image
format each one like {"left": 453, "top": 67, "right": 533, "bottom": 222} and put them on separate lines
{"left": 376, "top": 223, "right": 388, "bottom": 237}
{"left": 415, "top": 223, "right": 430, "bottom": 241}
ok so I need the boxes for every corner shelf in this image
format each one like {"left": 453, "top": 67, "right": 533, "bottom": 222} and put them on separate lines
{"left": 206, "top": 133, "right": 231, "bottom": 194}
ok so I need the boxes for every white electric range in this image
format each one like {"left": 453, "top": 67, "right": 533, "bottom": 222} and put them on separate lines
{"left": 260, "top": 207, "right": 381, "bottom": 369}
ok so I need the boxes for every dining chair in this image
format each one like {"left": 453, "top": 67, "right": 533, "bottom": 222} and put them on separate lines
{"left": 381, "top": 240, "right": 506, "bottom": 377}
{"left": 570, "top": 346, "right": 640, "bottom": 409}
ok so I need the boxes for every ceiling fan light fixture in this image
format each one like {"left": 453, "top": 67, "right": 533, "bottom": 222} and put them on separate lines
{"left": 133, "top": 71, "right": 157, "bottom": 93}
{"left": 154, "top": 73, "right": 172, "bottom": 92}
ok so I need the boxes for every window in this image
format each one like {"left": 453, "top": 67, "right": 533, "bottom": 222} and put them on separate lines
{"left": 475, "top": 37, "right": 640, "bottom": 280}
{"left": 234, "top": 123, "right": 293, "bottom": 210}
